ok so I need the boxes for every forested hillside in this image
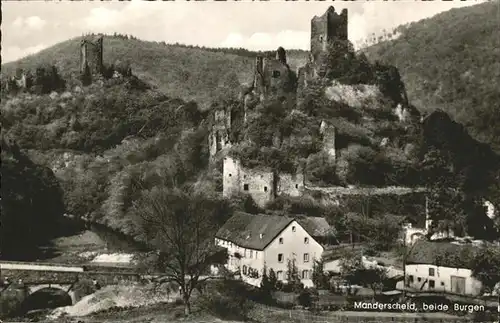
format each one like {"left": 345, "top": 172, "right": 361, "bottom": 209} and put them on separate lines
{"left": 1, "top": 35, "right": 308, "bottom": 108}
{"left": 363, "top": 1, "right": 500, "bottom": 152}
{"left": 0, "top": 73, "right": 248, "bottom": 247}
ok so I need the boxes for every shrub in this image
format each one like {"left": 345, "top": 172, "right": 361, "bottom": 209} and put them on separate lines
{"left": 0, "top": 289, "right": 25, "bottom": 318}
{"left": 297, "top": 289, "right": 313, "bottom": 308}
{"left": 200, "top": 279, "right": 254, "bottom": 320}
{"left": 72, "top": 279, "right": 97, "bottom": 301}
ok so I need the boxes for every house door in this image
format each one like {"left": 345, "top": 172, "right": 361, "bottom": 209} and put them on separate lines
{"left": 450, "top": 276, "right": 466, "bottom": 294}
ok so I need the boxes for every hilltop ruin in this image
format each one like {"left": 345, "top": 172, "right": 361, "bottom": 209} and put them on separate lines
{"left": 80, "top": 35, "right": 104, "bottom": 76}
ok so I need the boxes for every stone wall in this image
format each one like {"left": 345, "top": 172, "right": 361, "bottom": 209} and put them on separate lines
{"left": 209, "top": 108, "right": 232, "bottom": 158}
{"left": 223, "top": 156, "right": 275, "bottom": 208}
{"left": 249, "top": 48, "right": 297, "bottom": 107}
{"left": 223, "top": 156, "right": 306, "bottom": 207}
{"left": 305, "top": 186, "right": 428, "bottom": 226}
{"left": 277, "top": 173, "right": 305, "bottom": 197}
{"left": 0, "top": 269, "right": 141, "bottom": 285}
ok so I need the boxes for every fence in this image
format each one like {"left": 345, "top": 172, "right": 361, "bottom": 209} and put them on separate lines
{"left": 250, "top": 304, "right": 492, "bottom": 323}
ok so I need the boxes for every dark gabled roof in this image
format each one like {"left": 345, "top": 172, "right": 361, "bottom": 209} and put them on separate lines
{"left": 406, "top": 240, "right": 481, "bottom": 269}
{"left": 216, "top": 212, "right": 294, "bottom": 250}
{"left": 294, "top": 215, "right": 335, "bottom": 237}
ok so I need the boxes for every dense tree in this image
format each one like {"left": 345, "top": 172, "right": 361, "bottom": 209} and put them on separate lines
{"left": 0, "top": 139, "right": 65, "bottom": 259}
{"left": 260, "top": 265, "right": 278, "bottom": 303}
{"left": 284, "top": 258, "right": 303, "bottom": 293}
{"left": 471, "top": 247, "right": 500, "bottom": 295}
{"left": 133, "top": 187, "right": 229, "bottom": 315}
{"left": 312, "top": 259, "right": 330, "bottom": 290}
{"left": 356, "top": 267, "right": 388, "bottom": 297}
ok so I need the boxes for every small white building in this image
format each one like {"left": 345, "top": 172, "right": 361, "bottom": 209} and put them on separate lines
{"left": 215, "top": 212, "right": 335, "bottom": 288}
{"left": 403, "top": 240, "right": 495, "bottom": 296}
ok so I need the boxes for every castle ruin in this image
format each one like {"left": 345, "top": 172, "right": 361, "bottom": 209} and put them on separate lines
{"left": 212, "top": 7, "right": 346, "bottom": 206}
{"left": 80, "top": 35, "right": 104, "bottom": 76}
{"left": 310, "top": 6, "right": 348, "bottom": 65}
{"left": 209, "top": 107, "right": 233, "bottom": 157}
{"left": 298, "top": 7, "right": 349, "bottom": 87}
{"left": 251, "top": 47, "right": 297, "bottom": 103}
{"left": 223, "top": 156, "right": 305, "bottom": 208}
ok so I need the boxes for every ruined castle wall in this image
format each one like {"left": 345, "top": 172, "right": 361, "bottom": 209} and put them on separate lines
{"left": 209, "top": 128, "right": 230, "bottom": 158}
{"left": 209, "top": 109, "right": 232, "bottom": 158}
{"left": 320, "top": 121, "right": 336, "bottom": 162}
{"left": 311, "top": 16, "right": 329, "bottom": 63}
{"left": 223, "top": 157, "right": 275, "bottom": 208}
{"left": 277, "top": 173, "right": 305, "bottom": 197}
{"left": 310, "top": 7, "right": 348, "bottom": 63}
{"left": 223, "top": 157, "right": 242, "bottom": 198}
{"left": 214, "top": 110, "right": 227, "bottom": 130}
{"left": 262, "top": 59, "right": 293, "bottom": 98}
{"left": 80, "top": 43, "right": 88, "bottom": 74}
{"left": 80, "top": 36, "right": 104, "bottom": 75}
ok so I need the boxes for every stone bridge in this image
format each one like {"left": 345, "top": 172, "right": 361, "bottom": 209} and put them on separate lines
{"left": 0, "top": 261, "right": 143, "bottom": 304}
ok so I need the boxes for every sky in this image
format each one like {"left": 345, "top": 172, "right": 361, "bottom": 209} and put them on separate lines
{"left": 2, "top": 0, "right": 487, "bottom": 64}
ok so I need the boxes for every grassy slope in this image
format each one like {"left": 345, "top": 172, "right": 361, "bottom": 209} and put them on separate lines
{"left": 1, "top": 36, "right": 308, "bottom": 107}
{"left": 362, "top": 1, "right": 500, "bottom": 152}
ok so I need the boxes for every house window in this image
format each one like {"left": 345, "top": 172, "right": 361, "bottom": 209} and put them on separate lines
{"left": 272, "top": 70, "right": 280, "bottom": 78}
{"left": 229, "top": 173, "right": 232, "bottom": 177}
{"left": 279, "top": 237, "right": 283, "bottom": 244}
{"left": 429, "top": 280, "right": 435, "bottom": 289}
{"left": 264, "top": 186, "right": 268, "bottom": 192}
{"left": 429, "top": 268, "right": 435, "bottom": 276}
{"left": 303, "top": 253, "right": 309, "bottom": 263}
{"left": 417, "top": 277, "right": 422, "bottom": 282}
{"left": 295, "top": 184, "right": 299, "bottom": 189}
{"left": 243, "top": 175, "right": 246, "bottom": 179}
{"left": 249, "top": 250, "right": 253, "bottom": 258}
{"left": 408, "top": 275, "right": 414, "bottom": 283}
{"left": 302, "top": 270, "right": 309, "bottom": 279}
{"left": 243, "top": 184, "right": 249, "bottom": 191}
{"left": 277, "top": 271, "right": 283, "bottom": 280}
{"left": 441, "top": 282, "right": 445, "bottom": 286}
{"left": 243, "top": 265, "right": 247, "bottom": 275}
{"left": 278, "top": 254, "right": 284, "bottom": 263}
{"left": 292, "top": 226, "right": 296, "bottom": 232}
{"left": 304, "top": 237, "right": 309, "bottom": 244}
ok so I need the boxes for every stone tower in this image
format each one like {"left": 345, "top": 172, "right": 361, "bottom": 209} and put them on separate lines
{"left": 80, "top": 35, "right": 104, "bottom": 75}
{"left": 310, "top": 6, "right": 348, "bottom": 63}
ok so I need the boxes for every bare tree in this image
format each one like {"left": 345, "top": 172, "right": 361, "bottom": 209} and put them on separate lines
{"left": 133, "top": 186, "right": 228, "bottom": 315}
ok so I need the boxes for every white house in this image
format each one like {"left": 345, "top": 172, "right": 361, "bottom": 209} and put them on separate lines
{"left": 215, "top": 212, "right": 335, "bottom": 288}
{"left": 401, "top": 240, "right": 496, "bottom": 296}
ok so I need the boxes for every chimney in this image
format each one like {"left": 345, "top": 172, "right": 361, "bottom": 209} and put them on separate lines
{"left": 259, "top": 233, "right": 264, "bottom": 239}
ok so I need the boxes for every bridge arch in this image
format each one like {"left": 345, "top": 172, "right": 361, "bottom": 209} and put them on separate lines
{"left": 28, "top": 284, "right": 76, "bottom": 304}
